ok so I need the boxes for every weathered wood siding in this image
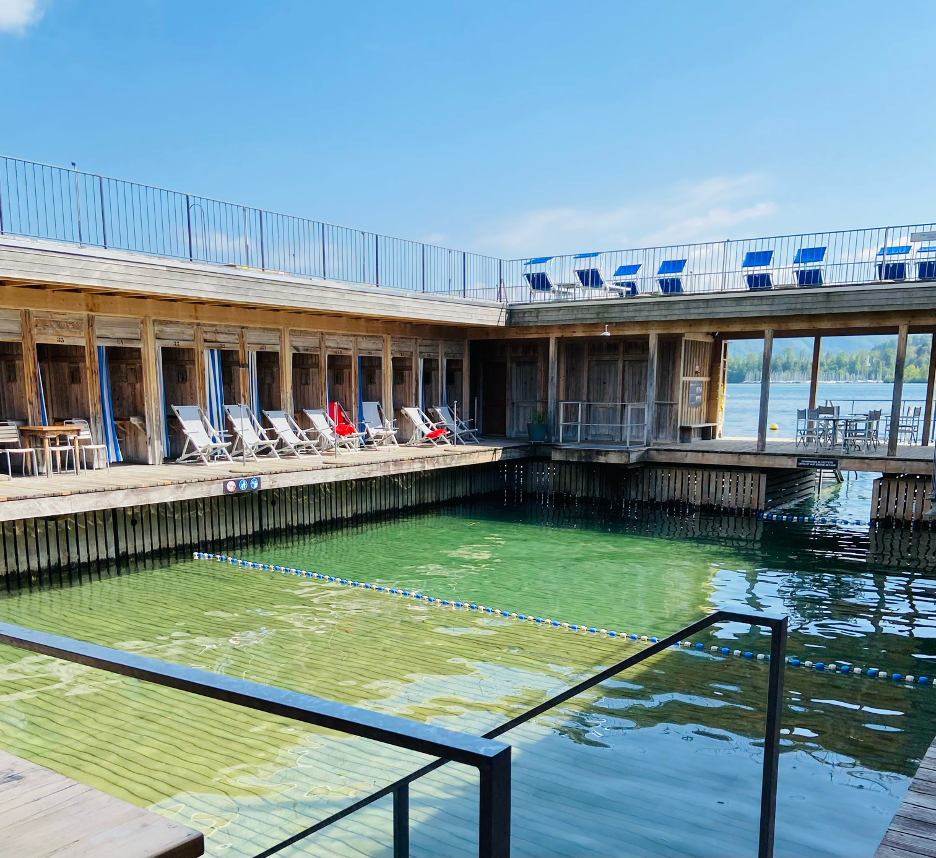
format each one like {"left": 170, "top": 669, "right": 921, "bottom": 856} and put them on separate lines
{"left": 872, "top": 476, "right": 933, "bottom": 522}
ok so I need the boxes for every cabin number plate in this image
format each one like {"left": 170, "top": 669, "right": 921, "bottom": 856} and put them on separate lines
{"left": 223, "top": 477, "right": 261, "bottom": 494}
{"left": 796, "top": 457, "right": 838, "bottom": 469}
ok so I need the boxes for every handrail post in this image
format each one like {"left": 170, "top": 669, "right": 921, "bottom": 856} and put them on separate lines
{"left": 478, "top": 746, "right": 511, "bottom": 858}
{"left": 758, "top": 615, "right": 787, "bottom": 858}
{"left": 98, "top": 175, "right": 107, "bottom": 249}
{"left": 71, "top": 163, "right": 83, "bottom": 247}
{"left": 185, "top": 194, "right": 193, "bottom": 261}
{"left": 259, "top": 209, "right": 266, "bottom": 271}
{"left": 392, "top": 783, "right": 409, "bottom": 858}
{"left": 375, "top": 234, "right": 379, "bottom": 286}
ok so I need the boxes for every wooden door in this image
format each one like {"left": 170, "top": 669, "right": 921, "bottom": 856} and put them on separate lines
{"left": 585, "top": 359, "right": 618, "bottom": 441}
{"left": 481, "top": 361, "right": 507, "bottom": 436}
{"left": 510, "top": 361, "right": 538, "bottom": 437}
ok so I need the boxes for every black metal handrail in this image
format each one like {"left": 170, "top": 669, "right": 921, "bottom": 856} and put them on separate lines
{"left": 0, "top": 622, "right": 511, "bottom": 858}
{"left": 257, "top": 609, "right": 787, "bottom": 858}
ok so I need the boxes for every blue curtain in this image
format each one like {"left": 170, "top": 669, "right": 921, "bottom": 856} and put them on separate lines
{"left": 37, "top": 363, "right": 48, "bottom": 425}
{"left": 205, "top": 348, "right": 224, "bottom": 437}
{"left": 248, "top": 351, "right": 260, "bottom": 416}
{"left": 97, "top": 346, "right": 123, "bottom": 462}
{"left": 156, "top": 346, "right": 170, "bottom": 456}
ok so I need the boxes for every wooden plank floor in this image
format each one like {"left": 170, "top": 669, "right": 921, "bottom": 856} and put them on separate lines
{"left": 0, "top": 439, "right": 530, "bottom": 521}
{"left": 876, "top": 739, "right": 936, "bottom": 857}
{"left": 0, "top": 749, "right": 203, "bottom": 858}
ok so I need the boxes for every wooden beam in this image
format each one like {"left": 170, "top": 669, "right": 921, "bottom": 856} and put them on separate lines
{"left": 646, "top": 332, "right": 658, "bottom": 444}
{"left": 194, "top": 324, "right": 207, "bottom": 411}
{"left": 84, "top": 314, "right": 106, "bottom": 449}
{"left": 547, "top": 335, "right": 558, "bottom": 442}
{"left": 888, "top": 323, "right": 909, "bottom": 457}
{"left": 237, "top": 328, "right": 249, "bottom": 406}
{"left": 351, "top": 336, "right": 359, "bottom": 424}
{"left": 922, "top": 332, "right": 936, "bottom": 447}
{"left": 20, "top": 310, "right": 40, "bottom": 426}
{"left": 757, "top": 329, "right": 774, "bottom": 453}
{"left": 280, "top": 327, "right": 292, "bottom": 415}
{"left": 140, "top": 317, "right": 163, "bottom": 463}
{"left": 706, "top": 337, "right": 726, "bottom": 435}
{"left": 809, "top": 336, "right": 821, "bottom": 410}
{"left": 382, "top": 334, "right": 394, "bottom": 430}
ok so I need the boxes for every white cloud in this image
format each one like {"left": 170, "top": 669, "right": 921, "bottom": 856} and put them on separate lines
{"left": 473, "top": 173, "right": 777, "bottom": 258}
{"left": 0, "top": 0, "right": 44, "bottom": 35}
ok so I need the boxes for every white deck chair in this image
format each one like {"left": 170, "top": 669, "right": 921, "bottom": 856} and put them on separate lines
{"left": 224, "top": 405, "right": 280, "bottom": 461}
{"left": 402, "top": 407, "right": 451, "bottom": 446}
{"left": 0, "top": 422, "right": 37, "bottom": 477}
{"left": 263, "top": 410, "right": 321, "bottom": 458}
{"left": 172, "top": 405, "right": 233, "bottom": 465}
{"left": 430, "top": 405, "right": 480, "bottom": 444}
{"left": 303, "top": 409, "right": 362, "bottom": 454}
{"left": 361, "top": 401, "right": 398, "bottom": 447}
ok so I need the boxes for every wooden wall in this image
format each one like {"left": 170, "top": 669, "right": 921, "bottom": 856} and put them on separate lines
{"left": 256, "top": 351, "right": 281, "bottom": 413}
{"left": 678, "top": 336, "right": 714, "bottom": 435}
{"left": 0, "top": 342, "right": 27, "bottom": 422}
{"left": 161, "top": 347, "right": 197, "bottom": 458}
{"left": 106, "top": 347, "right": 147, "bottom": 463}
{"left": 470, "top": 339, "right": 547, "bottom": 437}
{"left": 37, "top": 344, "right": 91, "bottom": 424}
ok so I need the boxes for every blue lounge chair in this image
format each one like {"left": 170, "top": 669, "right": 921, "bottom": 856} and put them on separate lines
{"left": 657, "top": 259, "right": 686, "bottom": 294}
{"left": 876, "top": 245, "right": 911, "bottom": 281}
{"left": 917, "top": 247, "right": 936, "bottom": 280}
{"left": 742, "top": 249, "right": 774, "bottom": 290}
{"left": 793, "top": 246, "right": 826, "bottom": 286}
{"left": 611, "top": 263, "right": 641, "bottom": 296}
{"left": 573, "top": 253, "right": 604, "bottom": 289}
{"left": 523, "top": 257, "right": 555, "bottom": 293}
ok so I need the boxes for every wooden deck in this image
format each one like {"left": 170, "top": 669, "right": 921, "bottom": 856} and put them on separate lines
{"left": 877, "top": 739, "right": 936, "bottom": 857}
{"left": 551, "top": 436, "right": 935, "bottom": 476}
{"left": 0, "top": 749, "right": 203, "bottom": 857}
{"left": 0, "top": 439, "right": 530, "bottom": 522}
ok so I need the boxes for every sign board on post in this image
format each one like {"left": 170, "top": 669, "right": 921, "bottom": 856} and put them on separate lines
{"left": 223, "top": 476, "right": 261, "bottom": 494}
{"left": 687, "top": 380, "right": 704, "bottom": 408}
{"left": 796, "top": 457, "right": 838, "bottom": 469}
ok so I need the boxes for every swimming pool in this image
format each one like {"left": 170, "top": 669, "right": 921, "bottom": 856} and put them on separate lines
{"left": 0, "top": 498, "right": 933, "bottom": 857}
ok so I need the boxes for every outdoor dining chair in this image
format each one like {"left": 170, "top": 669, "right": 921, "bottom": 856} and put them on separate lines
{"left": 0, "top": 422, "right": 37, "bottom": 477}
{"left": 64, "top": 418, "right": 110, "bottom": 471}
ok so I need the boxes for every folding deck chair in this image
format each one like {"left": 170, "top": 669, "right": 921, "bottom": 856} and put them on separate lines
{"left": 263, "top": 410, "right": 322, "bottom": 457}
{"left": 361, "top": 401, "right": 398, "bottom": 447}
{"left": 224, "top": 404, "right": 280, "bottom": 461}
{"left": 304, "top": 409, "right": 363, "bottom": 454}
{"left": 402, "top": 407, "right": 451, "bottom": 446}
{"left": 742, "top": 250, "right": 774, "bottom": 290}
{"left": 876, "top": 245, "right": 912, "bottom": 281}
{"left": 172, "top": 405, "right": 234, "bottom": 465}
{"left": 430, "top": 405, "right": 480, "bottom": 444}
{"left": 793, "top": 246, "right": 826, "bottom": 286}
{"left": 657, "top": 259, "right": 687, "bottom": 294}
{"left": 610, "top": 263, "right": 641, "bottom": 297}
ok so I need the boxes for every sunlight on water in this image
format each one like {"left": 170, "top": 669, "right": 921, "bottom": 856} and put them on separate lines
{"left": 0, "top": 500, "right": 934, "bottom": 857}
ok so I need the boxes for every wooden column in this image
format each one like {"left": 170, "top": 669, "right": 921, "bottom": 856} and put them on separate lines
{"left": 140, "top": 317, "right": 163, "bottom": 464}
{"left": 887, "top": 323, "right": 909, "bottom": 457}
{"left": 194, "top": 325, "right": 207, "bottom": 410}
{"left": 319, "top": 338, "right": 328, "bottom": 411}
{"left": 463, "top": 336, "right": 471, "bottom": 426}
{"left": 237, "top": 328, "right": 249, "bottom": 406}
{"left": 808, "top": 336, "right": 821, "bottom": 410}
{"left": 757, "top": 329, "right": 774, "bottom": 453}
{"left": 921, "top": 332, "right": 936, "bottom": 447}
{"left": 351, "top": 338, "right": 359, "bottom": 424}
{"left": 413, "top": 339, "right": 421, "bottom": 411}
{"left": 84, "top": 315, "right": 105, "bottom": 448}
{"left": 645, "top": 332, "right": 658, "bottom": 445}
{"left": 279, "top": 327, "right": 293, "bottom": 415}
{"left": 705, "top": 337, "right": 726, "bottom": 435}
{"left": 20, "top": 310, "right": 41, "bottom": 426}
{"left": 547, "top": 335, "right": 558, "bottom": 441}
{"left": 382, "top": 335, "right": 394, "bottom": 427}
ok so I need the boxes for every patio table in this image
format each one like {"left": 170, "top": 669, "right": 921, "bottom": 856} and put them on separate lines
{"left": 20, "top": 425, "right": 83, "bottom": 478}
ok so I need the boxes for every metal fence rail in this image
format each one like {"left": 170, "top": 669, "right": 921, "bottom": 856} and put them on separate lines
{"left": 1, "top": 154, "right": 932, "bottom": 307}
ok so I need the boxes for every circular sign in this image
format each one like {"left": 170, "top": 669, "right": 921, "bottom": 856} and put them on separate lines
{"left": 238, "top": 479, "right": 248, "bottom": 491}
{"left": 249, "top": 477, "right": 260, "bottom": 490}
{"left": 225, "top": 480, "right": 237, "bottom": 493}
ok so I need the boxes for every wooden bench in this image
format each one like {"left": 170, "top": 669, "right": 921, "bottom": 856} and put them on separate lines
{"left": 0, "top": 749, "right": 204, "bottom": 858}
{"left": 679, "top": 422, "right": 718, "bottom": 443}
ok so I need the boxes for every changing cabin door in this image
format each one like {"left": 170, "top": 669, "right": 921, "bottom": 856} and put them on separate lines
{"left": 481, "top": 361, "right": 506, "bottom": 436}
{"left": 585, "top": 359, "right": 619, "bottom": 441}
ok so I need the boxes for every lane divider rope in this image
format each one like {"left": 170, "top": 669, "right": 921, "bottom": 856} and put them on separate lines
{"left": 193, "top": 551, "right": 932, "bottom": 688}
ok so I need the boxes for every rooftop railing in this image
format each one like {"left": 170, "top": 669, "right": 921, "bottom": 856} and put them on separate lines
{"left": 1, "top": 154, "right": 933, "bottom": 306}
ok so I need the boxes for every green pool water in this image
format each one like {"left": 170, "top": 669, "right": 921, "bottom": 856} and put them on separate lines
{"left": 0, "top": 500, "right": 934, "bottom": 857}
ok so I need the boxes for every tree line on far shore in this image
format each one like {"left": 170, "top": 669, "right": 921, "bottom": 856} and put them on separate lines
{"left": 727, "top": 336, "right": 932, "bottom": 383}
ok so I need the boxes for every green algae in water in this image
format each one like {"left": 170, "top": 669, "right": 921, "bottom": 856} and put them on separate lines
{"left": 0, "top": 501, "right": 934, "bottom": 857}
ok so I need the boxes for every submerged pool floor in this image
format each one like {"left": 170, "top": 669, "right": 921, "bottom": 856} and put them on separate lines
{"left": 0, "top": 500, "right": 934, "bottom": 857}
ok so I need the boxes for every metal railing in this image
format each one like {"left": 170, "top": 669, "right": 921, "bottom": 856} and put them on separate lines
{"left": 2, "top": 154, "right": 932, "bottom": 307}
{"left": 558, "top": 401, "right": 647, "bottom": 446}
{"left": 0, "top": 609, "right": 787, "bottom": 857}
{"left": 0, "top": 156, "right": 505, "bottom": 300}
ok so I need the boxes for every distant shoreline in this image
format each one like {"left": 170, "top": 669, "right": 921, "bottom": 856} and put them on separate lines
{"left": 729, "top": 380, "right": 923, "bottom": 385}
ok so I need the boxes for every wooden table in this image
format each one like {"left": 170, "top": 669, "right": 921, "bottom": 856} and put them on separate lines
{"left": 20, "top": 425, "right": 83, "bottom": 479}
{"left": 0, "top": 749, "right": 204, "bottom": 857}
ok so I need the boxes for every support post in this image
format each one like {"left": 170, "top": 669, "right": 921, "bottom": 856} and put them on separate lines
{"left": 759, "top": 616, "right": 788, "bottom": 858}
{"left": 237, "top": 328, "right": 249, "bottom": 406}
{"left": 280, "top": 327, "right": 292, "bottom": 415}
{"left": 922, "top": 331, "right": 936, "bottom": 447}
{"left": 706, "top": 337, "right": 726, "bottom": 436}
{"left": 140, "top": 317, "right": 163, "bottom": 464}
{"left": 84, "top": 315, "right": 105, "bottom": 451}
{"left": 808, "top": 336, "right": 821, "bottom": 410}
{"left": 392, "top": 783, "right": 409, "bottom": 858}
{"left": 477, "top": 747, "right": 511, "bottom": 858}
{"left": 20, "top": 310, "right": 41, "bottom": 427}
{"left": 757, "top": 330, "right": 774, "bottom": 453}
{"left": 645, "top": 332, "right": 658, "bottom": 445}
{"left": 351, "top": 337, "right": 359, "bottom": 425}
{"left": 383, "top": 335, "right": 394, "bottom": 434}
{"left": 194, "top": 325, "right": 207, "bottom": 411}
{"left": 888, "top": 323, "right": 909, "bottom": 457}
{"left": 547, "top": 335, "right": 558, "bottom": 442}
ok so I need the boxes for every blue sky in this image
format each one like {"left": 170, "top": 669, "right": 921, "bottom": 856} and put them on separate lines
{"left": 1, "top": 0, "right": 933, "bottom": 259}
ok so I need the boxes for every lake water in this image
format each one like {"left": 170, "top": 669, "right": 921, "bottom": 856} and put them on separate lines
{"left": 0, "top": 500, "right": 934, "bottom": 857}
